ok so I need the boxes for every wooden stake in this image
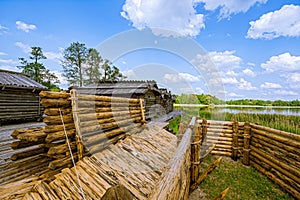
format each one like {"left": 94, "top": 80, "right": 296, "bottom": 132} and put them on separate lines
{"left": 243, "top": 122, "right": 251, "bottom": 165}
{"left": 213, "top": 187, "right": 230, "bottom": 200}
{"left": 70, "top": 89, "right": 84, "bottom": 161}
{"left": 232, "top": 120, "right": 239, "bottom": 160}
{"left": 190, "top": 156, "right": 222, "bottom": 193}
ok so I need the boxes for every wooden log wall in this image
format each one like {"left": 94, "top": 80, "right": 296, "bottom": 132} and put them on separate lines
{"left": 249, "top": 123, "right": 300, "bottom": 199}
{"left": 0, "top": 89, "right": 43, "bottom": 124}
{"left": 8, "top": 90, "right": 146, "bottom": 172}
{"left": 70, "top": 89, "right": 146, "bottom": 159}
{"left": 149, "top": 117, "right": 195, "bottom": 200}
{"left": 197, "top": 120, "right": 244, "bottom": 158}
{"left": 196, "top": 119, "right": 300, "bottom": 199}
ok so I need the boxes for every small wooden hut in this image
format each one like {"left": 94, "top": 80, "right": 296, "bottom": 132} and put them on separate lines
{"left": 0, "top": 69, "right": 47, "bottom": 124}
{"left": 70, "top": 80, "right": 174, "bottom": 119}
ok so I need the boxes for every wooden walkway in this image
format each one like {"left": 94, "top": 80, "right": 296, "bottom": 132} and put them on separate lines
{"left": 1, "top": 123, "right": 177, "bottom": 200}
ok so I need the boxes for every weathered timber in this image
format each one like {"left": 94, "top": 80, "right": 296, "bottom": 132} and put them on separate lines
{"left": 22, "top": 192, "right": 43, "bottom": 200}
{"left": 11, "top": 127, "right": 43, "bottom": 139}
{"left": 200, "top": 144, "right": 216, "bottom": 162}
{"left": 213, "top": 187, "right": 230, "bottom": 200}
{"left": 77, "top": 110, "right": 141, "bottom": 122}
{"left": 77, "top": 100, "right": 139, "bottom": 108}
{"left": 191, "top": 121, "right": 201, "bottom": 184}
{"left": 39, "top": 90, "right": 70, "bottom": 99}
{"left": 34, "top": 181, "right": 60, "bottom": 200}
{"left": 250, "top": 159, "right": 300, "bottom": 199}
{"left": 243, "top": 122, "right": 251, "bottom": 165}
{"left": 232, "top": 120, "right": 239, "bottom": 160}
{"left": 44, "top": 123, "right": 75, "bottom": 133}
{"left": 45, "top": 129, "right": 76, "bottom": 143}
{"left": 251, "top": 136, "right": 300, "bottom": 164}
{"left": 16, "top": 130, "right": 46, "bottom": 142}
{"left": 40, "top": 98, "right": 70, "bottom": 108}
{"left": 11, "top": 140, "right": 42, "bottom": 149}
{"left": 150, "top": 121, "right": 193, "bottom": 200}
{"left": 43, "top": 108, "right": 72, "bottom": 116}
{"left": 48, "top": 153, "right": 78, "bottom": 170}
{"left": 47, "top": 141, "right": 77, "bottom": 156}
{"left": 251, "top": 128, "right": 300, "bottom": 149}
{"left": 250, "top": 123, "right": 300, "bottom": 141}
{"left": 211, "top": 151, "right": 232, "bottom": 157}
{"left": 251, "top": 130, "right": 300, "bottom": 155}
{"left": 80, "top": 115, "right": 142, "bottom": 134}
{"left": 101, "top": 185, "right": 135, "bottom": 200}
{"left": 43, "top": 114, "right": 73, "bottom": 125}
{"left": 83, "top": 123, "right": 142, "bottom": 147}
{"left": 10, "top": 146, "right": 46, "bottom": 160}
{"left": 77, "top": 93, "right": 140, "bottom": 103}
{"left": 190, "top": 157, "right": 222, "bottom": 193}
{"left": 250, "top": 146, "right": 300, "bottom": 185}
{"left": 70, "top": 89, "right": 84, "bottom": 161}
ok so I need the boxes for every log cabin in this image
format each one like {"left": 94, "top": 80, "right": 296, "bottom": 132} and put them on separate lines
{"left": 70, "top": 80, "right": 174, "bottom": 120}
{"left": 0, "top": 69, "right": 47, "bottom": 124}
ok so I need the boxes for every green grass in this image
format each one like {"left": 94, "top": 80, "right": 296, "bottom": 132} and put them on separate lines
{"left": 199, "top": 155, "right": 293, "bottom": 200}
{"left": 167, "top": 116, "right": 181, "bottom": 134}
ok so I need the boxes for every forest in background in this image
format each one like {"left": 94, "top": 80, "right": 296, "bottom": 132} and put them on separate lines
{"left": 174, "top": 93, "right": 300, "bottom": 106}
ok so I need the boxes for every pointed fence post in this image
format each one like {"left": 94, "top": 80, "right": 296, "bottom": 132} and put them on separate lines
{"left": 243, "top": 122, "right": 251, "bottom": 165}
{"left": 201, "top": 118, "right": 208, "bottom": 144}
{"left": 232, "top": 120, "right": 239, "bottom": 161}
{"left": 191, "top": 118, "right": 201, "bottom": 184}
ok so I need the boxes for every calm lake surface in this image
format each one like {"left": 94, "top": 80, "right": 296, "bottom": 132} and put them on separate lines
{"left": 174, "top": 104, "right": 300, "bottom": 116}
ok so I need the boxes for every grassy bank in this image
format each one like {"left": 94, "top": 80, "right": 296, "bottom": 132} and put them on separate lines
{"left": 199, "top": 155, "right": 292, "bottom": 200}
{"left": 175, "top": 107, "right": 300, "bottom": 135}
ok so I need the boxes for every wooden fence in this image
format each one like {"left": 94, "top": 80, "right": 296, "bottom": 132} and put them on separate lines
{"left": 150, "top": 117, "right": 195, "bottom": 199}
{"left": 196, "top": 119, "right": 300, "bottom": 199}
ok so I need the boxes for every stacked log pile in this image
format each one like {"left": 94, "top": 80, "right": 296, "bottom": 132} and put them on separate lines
{"left": 249, "top": 123, "right": 300, "bottom": 199}
{"left": 7, "top": 90, "right": 146, "bottom": 172}
{"left": 70, "top": 90, "right": 146, "bottom": 159}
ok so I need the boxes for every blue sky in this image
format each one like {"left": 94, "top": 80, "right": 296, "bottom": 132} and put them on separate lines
{"left": 0, "top": 0, "right": 299, "bottom": 100}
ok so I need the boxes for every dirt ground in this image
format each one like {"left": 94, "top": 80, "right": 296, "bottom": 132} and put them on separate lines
{"left": 189, "top": 187, "right": 209, "bottom": 200}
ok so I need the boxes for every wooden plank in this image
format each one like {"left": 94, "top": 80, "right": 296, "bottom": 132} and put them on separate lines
{"left": 34, "top": 181, "right": 60, "bottom": 200}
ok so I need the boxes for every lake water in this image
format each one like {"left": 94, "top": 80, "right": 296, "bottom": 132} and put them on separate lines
{"left": 216, "top": 107, "right": 300, "bottom": 116}
{"left": 174, "top": 104, "right": 300, "bottom": 116}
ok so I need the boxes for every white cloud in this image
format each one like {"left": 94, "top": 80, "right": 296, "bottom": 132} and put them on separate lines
{"left": 273, "top": 90, "right": 298, "bottom": 96}
{"left": 197, "top": 0, "right": 267, "bottom": 19}
{"left": 0, "top": 59, "right": 18, "bottom": 65}
{"left": 283, "top": 73, "right": 300, "bottom": 83}
{"left": 261, "top": 52, "right": 300, "bottom": 72}
{"left": 195, "top": 87, "right": 204, "bottom": 94}
{"left": 260, "top": 82, "right": 282, "bottom": 89}
{"left": 224, "top": 70, "right": 238, "bottom": 76}
{"left": 0, "top": 52, "right": 7, "bottom": 56}
{"left": 247, "top": 4, "right": 300, "bottom": 39}
{"left": 209, "top": 50, "right": 242, "bottom": 70}
{"left": 221, "top": 77, "right": 238, "bottom": 84}
{"left": 44, "top": 51, "right": 62, "bottom": 62}
{"left": 238, "top": 78, "right": 256, "bottom": 90}
{"left": 121, "top": 0, "right": 205, "bottom": 37}
{"left": 15, "top": 42, "right": 31, "bottom": 53}
{"left": 0, "top": 65, "right": 19, "bottom": 72}
{"left": 164, "top": 72, "right": 200, "bottom": 83}
{"left": 242, "top": 68, "right": 256, "bottom": 77}
{"left": 227, "top": 92, "right": 244, "bottom": 98}
{"left": 0, "top": 25, "right": 9, "bottom": 34}
{"left": 16, "top": 21, "right": 37, "bottom": 33}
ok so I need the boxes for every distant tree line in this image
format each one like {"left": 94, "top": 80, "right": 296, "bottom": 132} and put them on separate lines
{"left": 174, "top": 93, "right": 300, "bottom": 106}
{"left": 17, "top": 42, "right": 126, "bottom": 90}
